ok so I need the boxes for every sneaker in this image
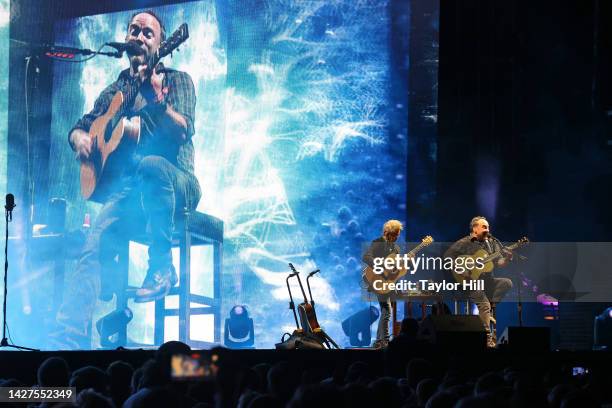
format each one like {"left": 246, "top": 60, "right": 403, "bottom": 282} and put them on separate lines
{"left": 486, "top": 335, "right": 497, "bottom": 348}
{"left": 132, "top": 265, "right": 178, "bottom": 303}
{"left": 373, "top": 339, "right": 389, "bottom": 350}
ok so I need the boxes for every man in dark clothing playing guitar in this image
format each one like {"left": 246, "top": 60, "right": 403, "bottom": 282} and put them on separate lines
{"left": 445, "top": 216, "right": 513, "bottom": 348}
{"left": 54, "top": 10, "right": 201, "bottom": 349}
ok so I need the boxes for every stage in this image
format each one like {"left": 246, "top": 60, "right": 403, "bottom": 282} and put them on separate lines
{"left": 0, "top": 0, "right": 611, "bottom": 405}
{"left": 0, "top": 0, "right": 609, "bottom": 355}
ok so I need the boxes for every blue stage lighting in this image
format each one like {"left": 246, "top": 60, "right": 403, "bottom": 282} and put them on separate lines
{"left": 341, "top": 306, "right": 379, "bottom": 347}
{"left": 224, "top": 305, "right": 255, "bottom": 349}
{"left": 594, "top": 307, "right": 612, "bottom": 350}
{"left": 96, "top": 308, "right": 133, "bottom": 348}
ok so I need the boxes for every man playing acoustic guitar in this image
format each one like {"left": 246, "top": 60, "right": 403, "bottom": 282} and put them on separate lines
{"left": 54, "top": 10, "right": 201, "bottom": 349}
{"left": 363, "top": 220, "right": 403, "bottom": 349}
{"left": 445, "top": 216, "right": 513, "bottom": 347}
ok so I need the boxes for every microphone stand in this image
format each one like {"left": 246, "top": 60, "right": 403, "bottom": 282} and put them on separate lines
{"left": 517, "top": 271, "right": 523, "bottom": 327}
{"left": 17, "top": 41, "right": 123, "bottom": 345}
{"left": 491, "top": 235, "right": 524, "bottom": 327}
{"left": 2, "top": 198, "right": 38, "bottom": 350}
{"left": 20, "top": 39, "right": 122, "bottom": 256}
{"left": 11, "top": 39, "right": 123, "bottom": 59}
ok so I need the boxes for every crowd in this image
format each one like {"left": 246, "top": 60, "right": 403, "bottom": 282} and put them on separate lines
{"left": 0, "top": 320, "right": 610, "bottom": 408}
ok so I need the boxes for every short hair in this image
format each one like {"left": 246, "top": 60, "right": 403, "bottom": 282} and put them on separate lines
{"left": 38, "top": 356, "right": 70, "bottom": 387}
{"left": 470, "top": 216, "right": 487, "bottom": 232}
{"left": 128, "top": 10, "right": 166, "bottom": 42}
{"left": 383, "top": 220, "right": 403, "bottom": 235}
{"left": 400, "top": 318, "right": 419, "bottom": 337}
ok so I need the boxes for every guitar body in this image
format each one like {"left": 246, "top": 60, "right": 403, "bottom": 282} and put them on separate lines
{"left": 78, "top": 23, "right": 189, "bottom": 202}
{"left": 362, "top": 236, "right": 434, "bottom": 295}
{"left": 362, "top": 251, "right": 408, "bottom": 295}
{"left": 80, "top": 91, "right": 140, "bottom": 202}
{"left": 451, "top": 237, "right": 529, "bottom": 283}
{"left": 452, "top": 249, "right": 494, "bottom": 282}
{"left": 297, "top": 302, "right": 321, "bottom": 333}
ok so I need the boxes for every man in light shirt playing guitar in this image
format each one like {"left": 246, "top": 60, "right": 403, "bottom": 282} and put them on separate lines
{"left": 363, "top": 220, "right": 403, "bottom": 349}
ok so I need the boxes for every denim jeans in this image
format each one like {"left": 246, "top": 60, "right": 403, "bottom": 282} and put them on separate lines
{"left": 53, "top": 155, "right": 201, "bottom": 349}
{"left": 376, "top": 298, "right": 392, "bottom": 342}
{"left": 468, "top": 276, "right": 513, "bottom": 335}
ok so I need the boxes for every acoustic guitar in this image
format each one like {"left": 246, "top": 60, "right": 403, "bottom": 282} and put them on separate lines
{"left": 288, "top": 263, "right": 321, "bottom": 333}
{"left": 362, "top": 236, "right": 434, "bottom": 295}
{"left": 451, "top": 237, "right": 529, "bottom": 282}
{"left": 80, "top": 24, "right": 189, "bottom": 202}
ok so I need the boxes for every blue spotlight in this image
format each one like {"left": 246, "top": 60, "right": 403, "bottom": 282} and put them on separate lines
{"left": 341, "top": 306, "right": 379, "bottom": 347}
{"left": 594, "top": 307, "right": 612, "bottom": 350}
{"left": 224, "top": 305, "right": 255, "bottom": 349}
{"left": 96, "top": 308, "right": 133, "bottom": 348}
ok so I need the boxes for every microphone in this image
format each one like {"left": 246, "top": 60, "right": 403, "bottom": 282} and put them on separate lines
{"left": 489, "top": 235, "right": 506, "bottom": 248}
{"left": 308, "top": 269, "right": 320, "bottom": 277}
{"left": 105, "top": 41, "right": 145, "bottom": 56}
{"left": 5, "top": 194, "right": 15, "bottom": 221}
{"left": 4, "top": 194, "right": 15, "bottom": 211}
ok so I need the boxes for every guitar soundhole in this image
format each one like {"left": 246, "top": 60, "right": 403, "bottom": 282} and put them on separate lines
{"left": 104, "top": 119, "right": 115, "bottom": 143}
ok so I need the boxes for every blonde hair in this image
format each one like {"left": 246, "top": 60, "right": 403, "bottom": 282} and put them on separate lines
{"left": 383, "top": 220, "right": 403, "bottom": 235}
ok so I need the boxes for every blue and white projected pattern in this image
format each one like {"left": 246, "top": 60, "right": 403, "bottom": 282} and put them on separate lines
{"left": 48, "top": 0, "right": 408, "bottom": 348}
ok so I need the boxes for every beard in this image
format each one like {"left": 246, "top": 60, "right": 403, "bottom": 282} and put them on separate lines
{"left": 127, "top": 40, "right": 151, "bottom": 64}
{"left": 130, "top": 54, "right": 147, "bottom": 66}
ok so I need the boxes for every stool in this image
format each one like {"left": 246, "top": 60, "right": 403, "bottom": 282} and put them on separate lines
{"left": 116, "top": 209, "right": 223, "bottom": 348}
{"left": 453, "top": 294, "right": 473, "bottom": 315}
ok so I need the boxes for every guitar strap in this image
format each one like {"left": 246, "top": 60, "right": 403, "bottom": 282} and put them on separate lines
{"left": 485, "top": 239, "right": 493, "bottom": 254}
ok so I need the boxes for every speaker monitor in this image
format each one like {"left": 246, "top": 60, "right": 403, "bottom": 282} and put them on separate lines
{"left": 497, "top": 326, "right": 550, "bottom": 351}
{"left": 418, "top": 315, "right": 486, "bottom": 350}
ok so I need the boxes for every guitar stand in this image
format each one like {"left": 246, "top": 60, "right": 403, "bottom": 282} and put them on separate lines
{"left": 313, "top": 328, "right": 339, "bottom": 349}
{"left": 287, "top": 264, "right": 339, "bottom": 349}
{"left": 286, "top": 272, "right": 302, "bottom": 331}
{"left": 306, "top": 272, "right": 339, "bottom": 349}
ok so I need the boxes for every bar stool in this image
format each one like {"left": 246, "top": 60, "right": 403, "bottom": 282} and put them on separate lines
{"left": 115, "top": 209, "right": 223, "bottom": 348}
{"left": 453, "top": 292, "right": 473, "bottom": 315}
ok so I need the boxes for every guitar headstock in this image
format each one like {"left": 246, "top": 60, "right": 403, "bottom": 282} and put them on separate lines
{"left": 421, "top": 235, "right": 434, "bottom": 246}
{"left": 517, "top": 237, "right": 529, "bottom": 245}
{"left": 158, "top": 23, "right": 189, "bottom": 59}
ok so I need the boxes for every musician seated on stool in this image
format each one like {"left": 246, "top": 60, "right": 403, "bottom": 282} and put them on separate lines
{"left": 54, "top": 10, "right": 201, "bottom": 349}
{"left": 362, "top": 219, "right": 403, "bottom": 349}
{"left": 444, "top": 216, "right": 513, "bottom": 348}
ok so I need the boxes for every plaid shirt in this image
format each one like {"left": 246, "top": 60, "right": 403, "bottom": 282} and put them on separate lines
{"left": 70, "top": 66, "right": 197, "bottom": 175}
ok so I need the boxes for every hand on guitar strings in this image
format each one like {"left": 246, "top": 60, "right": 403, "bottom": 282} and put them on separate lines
{"left": 71, "top": 128, "right": 92, "bottom": 160}
{"left": 136, "top": 62, "right": 168, "bottom": 105}
{"left": 497, "top": 248, "right": 513, "bottom": 267}
{"left": 502, "top": 247, "right": 514, "bottom": 261}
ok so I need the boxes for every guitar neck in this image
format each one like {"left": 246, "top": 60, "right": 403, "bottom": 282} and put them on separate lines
{"left": 506, "top": 242, "right": 522, "bottom": 251}
{"left": 406, "top": 242, "right": 426, "bottom": 258}
{"left": 482, "top": 241, "right": 524, "bottom": 263}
